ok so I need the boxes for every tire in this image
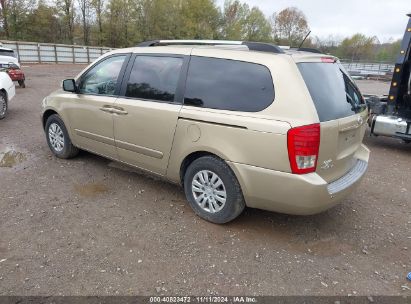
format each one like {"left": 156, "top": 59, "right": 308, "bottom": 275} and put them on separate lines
{"left": 183, "top": 156, "right": 245, "bottom": 224}
{"left": 45, "top": 114, "right": 79, "bottom": 159}
{"left": 0, "top": 91, "right": 7, "bottom": 120}
{"left": 18, "top": 80, "right": 25, "bottom": 88}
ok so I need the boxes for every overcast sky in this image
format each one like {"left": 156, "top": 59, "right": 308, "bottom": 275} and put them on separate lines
{"left": 216, "top": 0, "right": 410, "bottom": 43}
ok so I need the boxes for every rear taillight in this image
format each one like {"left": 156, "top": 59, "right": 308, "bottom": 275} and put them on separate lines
{"left": 287, "top": 124, "right": 320, "bottom": 174}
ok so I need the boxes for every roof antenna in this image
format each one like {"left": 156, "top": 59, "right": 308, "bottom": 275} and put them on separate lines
{"left": 298, "top": 30, "right": 311, "bottom": 49}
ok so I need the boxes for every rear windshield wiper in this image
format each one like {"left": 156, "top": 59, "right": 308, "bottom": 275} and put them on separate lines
{"left": 346, "top": 92, "right": 364, "bottom": 112}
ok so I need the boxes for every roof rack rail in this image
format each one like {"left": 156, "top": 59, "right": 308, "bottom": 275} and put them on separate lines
{"left": 241, "top": 41, "right": 284, "bottom": 54}
{"left": 137, "top": 40, "right": 243, "bottom": 47}
{"left": 136, "top": 40, "right": 285, "bottom": 54}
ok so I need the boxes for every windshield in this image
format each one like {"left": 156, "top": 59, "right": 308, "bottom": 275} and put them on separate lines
{"left": 298, "top": 62, "right": 366, "bottom": 122}
{"left": 0, "top": 50, "right": 15, "bottom": 58}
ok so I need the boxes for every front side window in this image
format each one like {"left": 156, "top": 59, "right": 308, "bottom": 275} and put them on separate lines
{"left": 78, "top": 55, "right": 126, "bottom": 95}
{"left": 125, "top": 56, "right": 183, "bottom": 102}
{"left": 184, "top": 57, "right": 275, "bottom": 112}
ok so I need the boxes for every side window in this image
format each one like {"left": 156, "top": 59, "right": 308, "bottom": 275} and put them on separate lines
{"left": 343, "top": 73, "right": 364, "bottom": 108}
{"left": 125, "top": 56, "right": 183, "bottom": 102}
{"left": 184, "top": 57, "right": 274, "bottom": 112}
{"left": 78, "top": 55, "right": 126, "bottom": 95}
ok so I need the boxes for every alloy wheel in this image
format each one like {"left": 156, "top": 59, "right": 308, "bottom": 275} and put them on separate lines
{"left": 191, "top": 170, "right": 227, "bottom": 213}
{"left": 48, "top": 123, "right": 65, "bottom": 152}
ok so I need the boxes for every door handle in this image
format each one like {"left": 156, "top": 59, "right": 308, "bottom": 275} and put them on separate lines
{"left": 111, "top": 106, "right": 128, "bottom": 115}
{"left": 99, "top": 106, "right": 128, "bottom": 115}
{"left": 110, "top": 108, "right": 128, "bottom": 115}
{"left": 99, "top": 106, "right": 114, "bottom": 113}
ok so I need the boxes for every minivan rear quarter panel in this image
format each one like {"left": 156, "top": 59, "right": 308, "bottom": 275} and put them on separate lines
{"left": 166, "top": 49, "right": 324, "bottom": 185}
{"left": 166, "top": 110, "right": 292, "bottom": 183}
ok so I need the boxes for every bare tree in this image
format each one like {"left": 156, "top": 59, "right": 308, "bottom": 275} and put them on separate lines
{"left": 91, "top": 0, "right": 104, "bottom": 45}
{"left": 105, "top": 0, "right": 132, "bottom": 47}
{"left": 57, "top": 0, "right": 75, "bottom": 43}
{"left": 312, "top": 35, "right": 342, "bottom": 54}
{"left": 0, "top": 0, "right": 9, "bottom": 38}
{"left": 77, "top": 0, "right": 91, "bottom": 45}
{"left": 272, "top": 7, "right": 309, "bottom": 46}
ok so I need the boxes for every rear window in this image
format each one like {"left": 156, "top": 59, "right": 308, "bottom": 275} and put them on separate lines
{"left": 298, "top": 62, "right": 366, "bottom": 122}
{"left": 0, "top": 50, "right": 15, "bottom": 57}
{"left": 184, "top": 56, "right": 274, "bottom": 112}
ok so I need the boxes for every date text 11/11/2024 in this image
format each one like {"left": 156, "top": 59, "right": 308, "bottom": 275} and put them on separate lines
{"left": 149, "top": 296, "right": 258, "bottom": 303}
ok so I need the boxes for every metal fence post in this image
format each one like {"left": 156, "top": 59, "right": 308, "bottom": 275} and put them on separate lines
{"left": 15, "top": 42, "right": 21, "bottom": 62}
{"left": 37, "top": 43, "right": 42, "bottom": 64}
{"left": 72, "top": 46, "right": 75, "bottom": 64}
{"left": 54, "top": 44, "right": 58, "bottom": 64}
{"left": 86, "top": 46, "right": 90, "bottom": 63}
{"left": 377, "top": 62, "right": 381, "bottom": 80}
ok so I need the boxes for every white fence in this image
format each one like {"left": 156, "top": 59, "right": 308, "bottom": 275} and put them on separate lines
{"left": 340, "top": 60, "right": 395, "bottom": 77}
{"left": 0, "top": 40, "right": 113, "bottom": 64}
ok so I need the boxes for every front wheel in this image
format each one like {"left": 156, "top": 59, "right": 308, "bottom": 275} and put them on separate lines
{"left": 0, "top": 91, "right": 7, "bottom": 119}
{"left": 183, "top": 156, "right": 245, "bottom": 224}
{"left": 45, "top": 114, "right": 79, "bottom": 159}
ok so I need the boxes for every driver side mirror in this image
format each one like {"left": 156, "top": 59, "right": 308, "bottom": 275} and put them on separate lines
{"left": 62, "top": 79, "right": 77, "bottom": 93}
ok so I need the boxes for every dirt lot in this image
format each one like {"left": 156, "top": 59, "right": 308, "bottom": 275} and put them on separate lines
{"left": 0, "top": 64, "right": 410, "bottom": 296}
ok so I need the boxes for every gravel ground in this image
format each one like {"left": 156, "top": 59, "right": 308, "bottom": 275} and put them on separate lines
{"left": 355, "top": 79, "right": 390, "bottom": 96}
{"left": 0, "top": 64, "right": 410, "bottom": 296}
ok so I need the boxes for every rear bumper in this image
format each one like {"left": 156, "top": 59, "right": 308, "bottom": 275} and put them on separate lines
{"left": 227, "top": 144, "right": 370, "bottom": 215}
{"left": 327, "top": 159, "right": 367, "bottom": 195}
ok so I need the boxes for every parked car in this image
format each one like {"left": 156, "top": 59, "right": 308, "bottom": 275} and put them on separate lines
{"left": 4, "top": 63, "right": 25, "bottom": 88}
{"left": 41, "top": 41, "right": 370, "bottom": 224}
{"left": 0, "top": 46, "right": 20, "bottom": 68}
{"left": 0, "top": 47, "right": 25, "bottom": 88}
{"left": 0, "top": 71, "right": 16, "bottom": 119}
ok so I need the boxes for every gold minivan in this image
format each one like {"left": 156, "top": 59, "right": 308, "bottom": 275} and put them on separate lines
{"left": 41, "top": 40, "right": 370, "bottom": 223}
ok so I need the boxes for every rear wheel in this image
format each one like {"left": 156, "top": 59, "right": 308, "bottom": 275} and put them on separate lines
{"left": 183, "top": 156, "right": 245, "bottom": 224}
{"left": 45, "top": 114, "right": 79, "bottom": 159}
{"left": 18, "top": 80, "right": 25, "bottom": 88}
{"left": 0, "top": 91, "right": 7, "bottom": 119}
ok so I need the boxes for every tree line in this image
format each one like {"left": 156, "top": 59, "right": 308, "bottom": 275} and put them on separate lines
{"left": 0, "top": 0, "right": 402, "bottom": 62}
